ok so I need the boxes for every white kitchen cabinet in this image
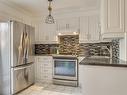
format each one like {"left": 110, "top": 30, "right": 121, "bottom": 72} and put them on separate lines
{"left": 35, "top": 56, "right": 53, "bottom": 83}
{"left": 79, "top": 65, "right": 127, "bottom": 95}
{"left": 101, "top": 0, "right": 125, "bottom": 38}
{"left": 79, "top": 16, "right": 89, "bottom": 43}
{"left": 79, "top": 65, "right": 85, "bottom": 89}
{"left": 78, "top": 57, "right": 85, "bottom": 88}
{"left": 39, "top": 23, "right": 57, "bottom": 43}
{"left": 79, "top": 15, "right": 100, "bottom": 43}
{"left": 56, "top": 17, "right": 79, "bottom": 35}
{"left": 125, "top": 0, "right": 127, "bottom": 32}
{"left": 35, "top": 21, "right": 58, "bottom": 44}
{"left": 89, "top": 15, "right": 100, "bottom": 42}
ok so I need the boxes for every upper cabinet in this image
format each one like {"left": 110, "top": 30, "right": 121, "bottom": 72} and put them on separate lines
{"left": 101, "top": 0, "right": 125, "bottom": 39}
{"left": 89, "top": 15, "right": 100, "bottom": 42}
{"left": 125, "top": 0, "right": 127, "bottom": 32}
{"left": 34, "top": 17, "right": 80, "bottom": 44}
{"left": 35, "top": 22, "right": 57, "bottom": 44}
{"left": 79, "top": 16, "right": 89, "bottom": 43}
{"left": 56, "top": 17, "right": 80, "bottom": 35}
{"left": 79, "top": 15, "right": 100, "bottom": 43}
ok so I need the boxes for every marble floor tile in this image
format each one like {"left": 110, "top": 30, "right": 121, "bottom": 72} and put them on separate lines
{"left": 17, "top": 83, "right": 83, "bottom": 95}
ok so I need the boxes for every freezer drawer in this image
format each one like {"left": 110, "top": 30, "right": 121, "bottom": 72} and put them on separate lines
{"left": 11, "top": 64, "right": 34, "bottom": 94}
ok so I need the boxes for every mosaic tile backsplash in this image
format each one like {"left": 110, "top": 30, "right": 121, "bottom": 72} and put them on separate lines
{"left": 79, "top": 42, "right": 111, "bottom": 57}
{"left": 35, "top": 36, "right": 119, "bottom": 59}
{"left": 35, "top": 44, "right": 59, "bottom": 54}
{"left": 112, "top": 39, "right": 119, "bottom": 59}
{"left": 59, "top": 35, "right": 79, "bottom": 55}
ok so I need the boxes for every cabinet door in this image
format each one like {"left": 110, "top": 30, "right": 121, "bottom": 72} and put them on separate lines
{"left": 56, "top": 17, "right": 79, "bottom": 34}
{"left": 33, "top": 22, "right": 39, "bottom": 42}
{"left": 66, "top": 17, "right": 79, "bottom": 32}
{"left": 79, "top": 65, "right": 85, "bottom": 88}
{"left": 38, "top": 22, "right": 46, "bottom": 41}
{"left": 35, "top": 56, "right": 53, "bottom": 83}
{"left": 79, "top": 16, "right": 89, "bottom": 43}
{"left": 89, "top": 15, "right": 100, "bottom": 42}
{"left": 34, "top": 57, "right": 43, "bottom": 82}
{"left": 38, "top": 22, "right": 57, "bottom": 43}
{"left": 101, "top": 0, "right": 124, "bottom": 33}
{"left": 125, "top": 0, "right": 127, "bottom": 32}
{"left": 56, "top": 19, "right": 66, "bottom": 33}
{"left": 47, "top": 24, "right": 57, "bottom": 43}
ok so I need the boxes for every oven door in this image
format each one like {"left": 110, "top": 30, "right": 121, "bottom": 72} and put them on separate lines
{"left": 53, "top": 59, "right": 78, "bottom": 80}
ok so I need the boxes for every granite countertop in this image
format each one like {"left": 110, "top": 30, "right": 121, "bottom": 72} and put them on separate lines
{"left": 35, "top": 54, "right": 78, "bottom": 59}
{"left": 79, "top": 57, "right": 127, "bottom": 67}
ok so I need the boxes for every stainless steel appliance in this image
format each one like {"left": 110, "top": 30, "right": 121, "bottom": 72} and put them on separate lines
{"left": 53, "top": 56, "right": 78, "bottom": 86}
{"left": 0, "top": 21, "right": 35, "bottom": 95}
{"left": 11, "top": 64, "right": 34, "bottom": 94}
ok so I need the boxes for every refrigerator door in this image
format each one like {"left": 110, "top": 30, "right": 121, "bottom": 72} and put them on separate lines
{"left": 0, "top": 22, "right": 11, "bottom": 95}
{"left": 25, "top": 25, "right": 35, "bottom": 63}
{"left": 11, "top": 64, "right": 34, "bottom": 94}
{"left": 11, "top": 21, "right": 26, "bottom": 67}
{"left": 11, "top": 21, "right": 35, "bottom": 67}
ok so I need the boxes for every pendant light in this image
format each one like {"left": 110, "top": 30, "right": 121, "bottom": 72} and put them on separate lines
{"left": 45, "top": 0, "right": 55, "bottom": 24}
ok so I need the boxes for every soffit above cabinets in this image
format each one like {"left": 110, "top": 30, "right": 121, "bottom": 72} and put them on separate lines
{"left": 1, "top": 0, "right": 100, "bottom": 16}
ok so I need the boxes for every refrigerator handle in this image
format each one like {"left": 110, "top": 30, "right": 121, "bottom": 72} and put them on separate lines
{"left": 13, "top": 65, "right": 31, "bottom": 71}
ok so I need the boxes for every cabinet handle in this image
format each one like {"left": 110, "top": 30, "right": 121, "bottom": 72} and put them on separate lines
{"left": 97, "top": 23, "right": 101, "bottom": 40}
{"left": 87, "top": 34, "right": 89, "bottom": 40}
{"left": 66, "top": 24, "right": 70, "bottom": 29}
{"left": 68, "top": 24, "right": 70, "bottom": 29}
{"left": 89, "top": 34, "right": 91, "bottom": 39}
{"left": 66, "top": 24, "right": 68, "bottom": 29}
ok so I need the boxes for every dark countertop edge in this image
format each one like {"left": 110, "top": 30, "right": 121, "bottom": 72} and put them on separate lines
{"left": 80, "top": 63, "right": 127, "bottom": 68}
{"left": 35, "top": 54, "right": 79, "bottom": 57}
{"left": 35, "top": 54, "right": 53, "bottom": 56}
{"left": 35, "top": 54, "right": 78, "bottom": 58}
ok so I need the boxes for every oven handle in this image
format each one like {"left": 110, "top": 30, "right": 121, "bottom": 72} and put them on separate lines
{"left": 53, "top": 59, "right": 77, "bottom": 62}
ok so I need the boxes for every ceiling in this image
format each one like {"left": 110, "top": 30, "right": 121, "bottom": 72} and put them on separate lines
{"left": 3, "top": 0, "right": 100, "bottom": 16}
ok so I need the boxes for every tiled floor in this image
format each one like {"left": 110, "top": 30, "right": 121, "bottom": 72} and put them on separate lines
{"left": 17, "top": 83, "right": 83, "bottom": 95}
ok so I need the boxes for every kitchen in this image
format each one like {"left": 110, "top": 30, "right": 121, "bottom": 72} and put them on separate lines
{"left": 0, "top": 0, "right": 127, "bottom": 95}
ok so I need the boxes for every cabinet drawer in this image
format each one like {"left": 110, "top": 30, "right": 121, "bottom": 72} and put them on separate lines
{"left": 42, "top": 74, "right": 52, "bottom": 80}
{"left": 43, "top": 63, "right": 52, "bottom": 68}
{"left": 42, "top": 69, "right": 52, "bottom": 73}
{"left": 37, "top": 56, "right": 53, "bottom": 62}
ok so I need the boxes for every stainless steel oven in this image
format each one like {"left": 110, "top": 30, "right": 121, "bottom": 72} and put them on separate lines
{"left": 53, "top": 56, "right": 78, "bottom": 86}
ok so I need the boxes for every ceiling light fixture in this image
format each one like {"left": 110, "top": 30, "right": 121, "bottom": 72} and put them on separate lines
{"left": 45, "top": 0, "right": 55, "bottom": 24}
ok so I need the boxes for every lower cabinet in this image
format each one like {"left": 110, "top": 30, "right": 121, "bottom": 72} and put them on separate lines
{"left": 78, "top": 57, "right": 85, "bottom": 88}
{"left": 79, "top": 65, "right": 84, "bottom": 89}
{"left": 35, "top": 56, "right": 53, "bottom": 83}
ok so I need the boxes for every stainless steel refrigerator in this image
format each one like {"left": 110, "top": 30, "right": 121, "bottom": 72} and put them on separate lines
{"left": 0, "top": 21, "right": 35, "bottom": 95}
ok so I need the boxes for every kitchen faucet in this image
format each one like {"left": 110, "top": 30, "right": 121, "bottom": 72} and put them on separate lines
{"left": 101, "top": 46, "right": 112, "bottom": 58}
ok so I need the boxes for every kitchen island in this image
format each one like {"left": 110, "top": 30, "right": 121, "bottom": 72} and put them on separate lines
{"left": 79, "top": 57, "right": 127, "bottom": 95}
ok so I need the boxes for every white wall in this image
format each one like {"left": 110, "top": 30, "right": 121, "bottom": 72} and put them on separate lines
{"left": 0, "top": 1, "right": 32, "bottom": 25}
